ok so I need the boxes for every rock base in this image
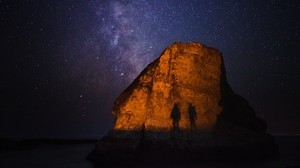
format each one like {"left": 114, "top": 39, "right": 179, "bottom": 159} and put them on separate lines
{"left": 87, "top": 128, "right": 278, "bottom": 166}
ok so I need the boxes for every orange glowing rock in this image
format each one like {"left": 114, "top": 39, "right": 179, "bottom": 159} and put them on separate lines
{"left": 88, "top": 42, "right": 278, "bottom": 165}
{"left": 113, "top": 42, "right": 222, "bottom": 132}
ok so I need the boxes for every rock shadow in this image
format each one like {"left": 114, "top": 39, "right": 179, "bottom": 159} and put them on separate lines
{"left": 188, "top": 103, "right": 197, "bottom": 131}
{"left": 170, "top": 103, "right": 181, "bottom": 132}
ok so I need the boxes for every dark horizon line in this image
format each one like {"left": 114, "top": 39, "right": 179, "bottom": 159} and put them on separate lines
{"left": 0, "top": 138, "right": 98, "bottom": 144}
{"left": 2, "top": 133, "right": 300, "bottom": 141}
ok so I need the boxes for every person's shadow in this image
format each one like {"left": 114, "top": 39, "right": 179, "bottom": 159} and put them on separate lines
{"left": 188, "top": 103, "right": 197, "bottom": 130}
{"left": 170, "top": 104, "right": 181, "bottom": 132}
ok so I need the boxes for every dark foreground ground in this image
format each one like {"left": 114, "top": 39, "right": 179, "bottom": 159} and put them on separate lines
{"left": 0, "top": 136, "right": 299, "bottom": 168}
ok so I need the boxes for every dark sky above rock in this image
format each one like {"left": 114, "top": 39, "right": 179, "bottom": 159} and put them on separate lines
{"left": 1, "top": 0, "right": 299, "bottom": 138}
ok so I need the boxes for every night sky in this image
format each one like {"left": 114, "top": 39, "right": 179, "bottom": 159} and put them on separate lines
{"left": 1, "top": 0, "right": 299, "bottom": 139}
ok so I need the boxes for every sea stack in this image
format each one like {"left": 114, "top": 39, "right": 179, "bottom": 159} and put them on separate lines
{"left": 88, "top": 42, "right": 278, "bottom": 165}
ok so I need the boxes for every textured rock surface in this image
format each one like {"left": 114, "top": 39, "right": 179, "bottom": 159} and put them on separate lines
{"left": 113, "top": 42, "right": 222, "bottom": 132}
{"left": 88, "top": 42, "right": 278, "bottom": 165}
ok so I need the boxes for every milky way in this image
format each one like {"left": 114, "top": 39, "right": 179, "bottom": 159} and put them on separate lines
{"left": 1, "top": 0, "right": 299, "bottom": 138}
{"left": 98, "top": 0, "right": 158, "bottom": 80}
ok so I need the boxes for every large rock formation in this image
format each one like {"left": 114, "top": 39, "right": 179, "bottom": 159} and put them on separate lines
{"left": 88, "top": 42, "right": 278, "bottom": 165}
{"left": 113, "top": 42, "right": 223, "bottom": 132}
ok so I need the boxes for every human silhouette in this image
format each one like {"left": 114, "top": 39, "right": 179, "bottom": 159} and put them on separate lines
{"left": 188, "top": 103, "right": 197, "bottom": 130}
{"left": 170, "top": 104, "right": 181, "bottom": 131}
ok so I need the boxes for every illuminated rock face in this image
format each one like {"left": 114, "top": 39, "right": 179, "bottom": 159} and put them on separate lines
{"left": 113, "top": 42, "right": 222, "bottom": 132}
{"left": 88, "top": 42, "right": 278, "bottom": 165}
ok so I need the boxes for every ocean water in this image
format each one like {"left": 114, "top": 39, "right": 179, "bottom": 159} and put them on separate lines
{"left": 0, "top": 136, "right": 299, "bottom": 168}
{"left": 0, "top": 143, "right": 94, "bottom": 168}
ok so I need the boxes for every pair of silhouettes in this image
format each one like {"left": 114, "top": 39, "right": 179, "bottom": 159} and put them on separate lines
{"left": 170, "top": 103, "right": 197, "bottom": 131}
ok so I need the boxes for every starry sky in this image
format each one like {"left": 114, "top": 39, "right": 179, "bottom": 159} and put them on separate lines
{"left": 1, "top": 0, "right": 299, "bottom": 139}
